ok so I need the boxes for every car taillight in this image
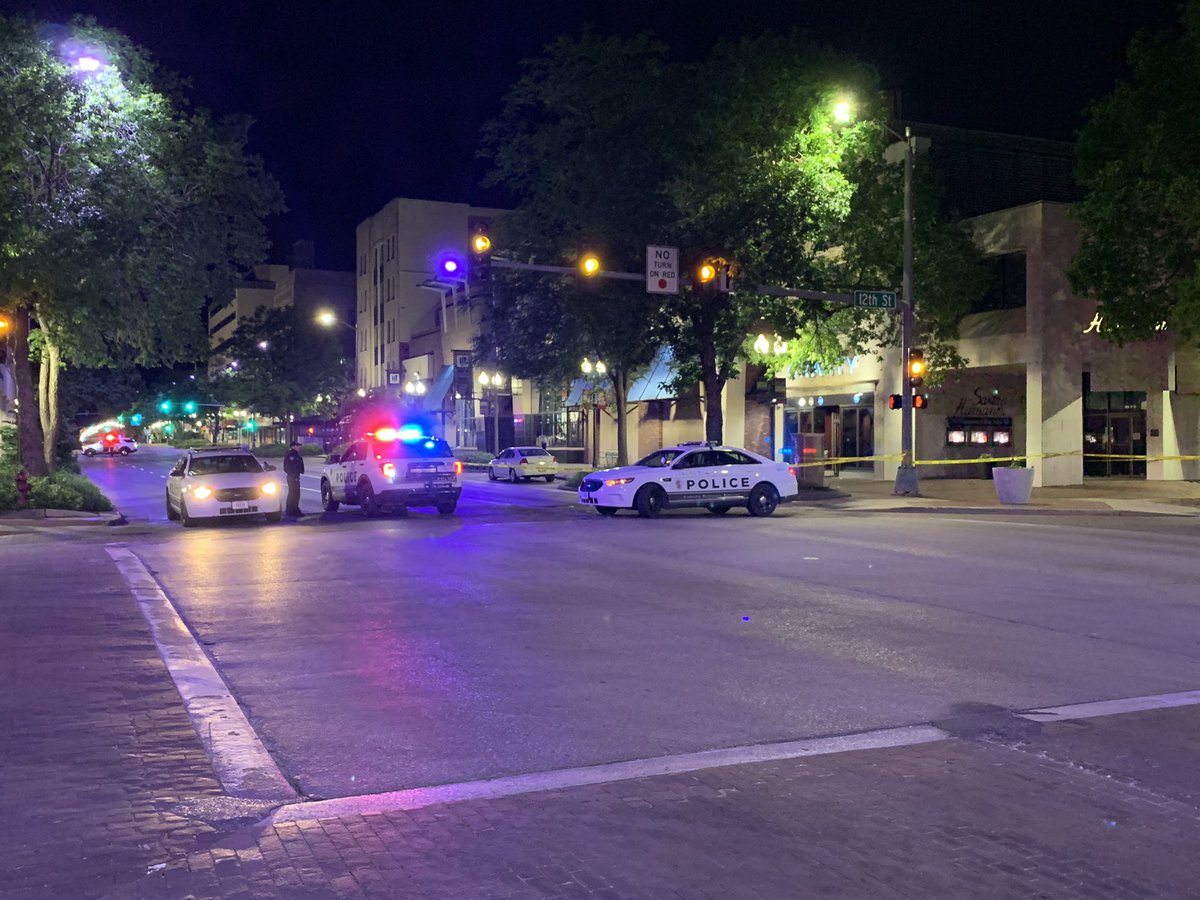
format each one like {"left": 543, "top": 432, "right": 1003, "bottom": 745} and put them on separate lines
{"left": 788, "top": 466, "right": 798, "bottom": 478}
{"left": 453, "top": 460, "right": 463, "bottom": 476}
{"left": 381, "top": 462, "right": 396, "bottom": 479}
{"left": 520, "top": 458, "right": 528, "bottom": 465}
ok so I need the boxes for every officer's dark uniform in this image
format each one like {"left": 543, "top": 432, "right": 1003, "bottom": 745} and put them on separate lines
{"left": 283, "top": 442, "right": 305, "bottom": 517}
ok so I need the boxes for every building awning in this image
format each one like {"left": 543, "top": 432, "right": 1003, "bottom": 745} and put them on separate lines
{"left": 627, "top": 348, "right": 679, "bottom": 402}
{"left": 423, "top": 365, "right": 455, "bottom": 411}
{"left": 566, "top": 378, "right": 587, "bottom": 407}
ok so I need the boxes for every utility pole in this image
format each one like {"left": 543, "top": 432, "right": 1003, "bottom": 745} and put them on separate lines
{"left": 894, "top": 126, "right": 920, "bottom": 496}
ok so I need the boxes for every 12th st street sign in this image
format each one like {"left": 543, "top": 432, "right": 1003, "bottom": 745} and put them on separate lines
{"left": 853, "top": 289, "right": 898, "bottom": 310}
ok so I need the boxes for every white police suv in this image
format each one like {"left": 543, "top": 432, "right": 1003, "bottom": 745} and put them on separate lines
{"left": 578, "top": 441, "right": 799, "bottom": 518}
{"left": 321, "top": 427, "right": 463, "bottom": 516}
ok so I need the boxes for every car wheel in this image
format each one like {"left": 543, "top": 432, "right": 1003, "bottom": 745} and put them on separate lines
{"left": 181, "top": 498, "right": 197, "bottom": 528}
{"left": 119, "top": 447, "right": 131, "bottom": 455}
{"left": 84, "top": 448, "right": 96, "bottom": 457}
{"left": 265, "top": 511, "right": 283, "bottom": 523}
{"left": 635, "top": 485, "right": 666, "bottom": 518}
{"left": 436, "top": 501, "right": 457, "bottom": 515}
{"left": 747, "top": 483, "right": 779, "bottom": 517}
{"left": 509, "top": 468, "right": 519, "bottom": 482}
{"left": 321, "top": 479, "right": 339, "bottom": 512}
{"left": 488, "top": 467, "right": 497, "bottom": 481}
{"left": 165, "top": 490, "right": 179, "bottom": 521}
{"left": 596, "top": 506, "right": 618, "bottom": 516}
{"left": 358, "top": 479, "right": 380, "bottom": 516}
{"left": 707, "top": 504, "right": 732, "bottom": 515}
{"left": 545, "top": 475, "right": 556, "bottom": 483}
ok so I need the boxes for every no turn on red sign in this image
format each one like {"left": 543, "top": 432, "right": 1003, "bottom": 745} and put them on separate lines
{"left": 646, "top": 245, "right": 678, "bottom": 294}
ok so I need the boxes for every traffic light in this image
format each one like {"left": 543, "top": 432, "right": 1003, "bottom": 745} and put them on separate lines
{"left": 467, "top": 216, "right": 492, "bottom": 294}
{"left": 183, "top": 400, "right": 198, "bottom": 415}
{"left": 888, "top": 394, "right": 903, "bottom": 410}
{"left": 163, "top": 423, "right": 175, "bottom": 435}
{"left": 130, "top": 413, "right": 143, "bottom": 426}
{"left": 244, "top": 419, "right": 257, "bottom": 432}
{"left": 159, "top": 400, "right": 173, "bottom": 414}
{"left": 908, "top": 348, "right": 926, "bottom": 388}
{"left": 695, "top": 258, "right": 732, "bottom": 293}
{"left": 913, "top": 393, "right": 929, "bottom": 409}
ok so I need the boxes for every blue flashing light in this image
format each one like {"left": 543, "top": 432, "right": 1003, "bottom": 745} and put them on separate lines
{"left": 423, "top": 439, "right": 435, "bottom": 449}
{"left": 437, "top": 254, "right": 465, "bottom": 278}
{"left": 397, "top": 424, "right": 424, "bottom": 442}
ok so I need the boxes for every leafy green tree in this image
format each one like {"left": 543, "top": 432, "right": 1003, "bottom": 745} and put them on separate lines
{"left": 0, "top": 15, "right": 282, "bottom": 474}
{"left": 480, "top": 33, "right": 673, "bottom": 463}
{"left": 1068, "top": 0, "right": 1200, "bottom": 343}
{"left": 215, "top": 305, "right": 352, "bottom": 438}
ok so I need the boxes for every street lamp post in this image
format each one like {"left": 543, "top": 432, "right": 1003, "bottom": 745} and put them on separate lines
{"left": 581, "top": 357, "right": 606, "bottom": 467}
{"left": 477, "top": 370, "right": 504, "bottom": 455}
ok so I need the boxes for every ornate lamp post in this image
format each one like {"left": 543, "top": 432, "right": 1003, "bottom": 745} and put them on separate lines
{"left": 581, "top": 357, "right": 606, "bottom": 467}
{"left": 478, "top": 370, "right": 504, "bottom": 454}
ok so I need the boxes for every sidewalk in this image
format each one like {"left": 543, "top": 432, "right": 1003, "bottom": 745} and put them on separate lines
{"left": 808, "top": 474, "right": 1200, "bottom": 516}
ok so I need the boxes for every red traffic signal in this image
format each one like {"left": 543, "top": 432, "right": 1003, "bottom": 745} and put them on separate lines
{"left": 913, "top": 394, "right": 929, "bottom": 409}
{"left": 888, "top": 394, "right": 903, "bottom": 410}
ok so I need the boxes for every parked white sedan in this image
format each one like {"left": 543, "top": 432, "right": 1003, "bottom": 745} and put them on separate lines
{"left": 578, "top": 441, "right": 799, "bottom": 517}
{"left": 165, "top": 449, "right": 283, "bottom": 526}
{"left": 488, "top": 446, "right": 559, "bottom": 482}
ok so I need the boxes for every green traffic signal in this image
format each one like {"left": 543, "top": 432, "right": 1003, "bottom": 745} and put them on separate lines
{"left": 183, "top": 400, "right": 198, "bottom": 415}
{"left": 245, "top": 419, "right": 257, "bottom": 432}
{"left": 163, "top": 423, "right": 175, "bottom": 434}
{"left": 159, "top": 400, "right": 173, "bottom": 414}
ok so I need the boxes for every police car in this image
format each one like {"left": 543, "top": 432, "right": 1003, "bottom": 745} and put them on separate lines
{"left": 321, "top": 427, "right": 462, "bottom": 516}
{"left": 82, "top": 433, "right": 137, "bottom": 456}
{"left": 578, "top": 441, "right": 799, "bottom": 518}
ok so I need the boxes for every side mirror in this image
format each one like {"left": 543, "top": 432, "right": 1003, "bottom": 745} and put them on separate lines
{"left": 326, "top": 454, "right": 340, "bottom": 464}
{"left": 263, "top": 463, "right": 277, "bottom": 471}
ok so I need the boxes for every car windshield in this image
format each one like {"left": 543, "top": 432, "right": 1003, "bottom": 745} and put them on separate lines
{"left": 518, "top": 448, "right": 550, "bottom": 456}
{"left": 187, "top": 455, "right": 263, "bottom": 476}
{"left": 377, "top": 438, "right": 454, "bottom": 459}
{"left": 634, "top": 449, "right": 686, "bottom": 468}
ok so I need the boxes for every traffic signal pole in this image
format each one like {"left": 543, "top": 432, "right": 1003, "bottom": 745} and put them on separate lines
{"left": 894, "top": 127, "right": 920, "bottom": 496}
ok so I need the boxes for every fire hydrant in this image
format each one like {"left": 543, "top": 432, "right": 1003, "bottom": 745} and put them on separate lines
{"left": 15, "top": 469, "right": 30, "bottom": 509}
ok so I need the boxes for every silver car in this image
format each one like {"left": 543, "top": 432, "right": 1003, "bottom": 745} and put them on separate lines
{"left": 487, "top": 446, "right": 559, "bottom": 482}
{"left": 165, "top": 449, "right": 283, "bottom": 526}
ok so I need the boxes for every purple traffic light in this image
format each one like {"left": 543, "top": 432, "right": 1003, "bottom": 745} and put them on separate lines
{"left": 437, "top": 254, "right": 465, "bottom": 278}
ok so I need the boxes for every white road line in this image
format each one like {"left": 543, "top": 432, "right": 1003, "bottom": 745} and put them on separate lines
{"left": 270, "top": 724, "right": 947, "bottom": 823}
{"left": 268, "top": 684, "right": 1200, "bottom": 823}
{"left": 1020, "top": 689, "right": 1200, "bottom": 722}
{"left": 104, "top": 545, "right": 297, "bottom": 802}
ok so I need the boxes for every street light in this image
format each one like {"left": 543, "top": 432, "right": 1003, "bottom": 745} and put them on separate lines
{"left": 314, "top": 309, "right": 354, "bottom": 331}
{"left": 478, "top": 370, "right": 504, "bottom": 454}
{"left": 581, "top": 357, "right": 606, "bottom": 466}
{"left": 404, "top": 377, "right": 427, "bottom": 399}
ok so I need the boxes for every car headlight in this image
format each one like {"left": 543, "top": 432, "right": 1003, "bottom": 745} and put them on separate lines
{"left": 261, "top": 482, "right": 277, "bottom": 496}
{"left": 604, "top": 477, "right": 635, "bottom": 486}
{"left": 192, "top": 485, "right": 213, "bottom": 500}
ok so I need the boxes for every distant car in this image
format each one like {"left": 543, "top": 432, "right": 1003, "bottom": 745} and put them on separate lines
{"left": 320, "top": 428, "right": 462, "bottom": 516}
{"left": 487, "top": 446, "right": 558, "bottom": 482}
{"left": 165, "top": 449, "right": 283, "bottom": 526}
{"left": 578, "top": 441, "right": 799, "bottom": 518}
{"left": 82, "top": 433, "right": 138, "bottom": 457}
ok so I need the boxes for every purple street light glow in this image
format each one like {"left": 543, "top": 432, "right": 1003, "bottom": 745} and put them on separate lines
{"left": 437, "top": 254, "right": 464, "bottom": 278}
{"left": 75, "top": 56, "right": 102, "bottom": 72}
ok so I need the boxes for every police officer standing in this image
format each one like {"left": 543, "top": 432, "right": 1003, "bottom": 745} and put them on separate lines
{"left": 283, "top": 439, "right": 305, "bottom": 518}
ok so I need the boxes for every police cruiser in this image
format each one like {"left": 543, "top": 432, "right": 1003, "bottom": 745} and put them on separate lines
{"left": 321, "top": 426, "right": 462, "bottom": 516}
{"left": 578, "top": 441, "right": 799, "bottom": 518}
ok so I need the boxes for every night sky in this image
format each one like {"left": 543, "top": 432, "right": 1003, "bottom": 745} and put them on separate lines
{"left": 9, "top": 0, "right": 1184, "bottom": 270}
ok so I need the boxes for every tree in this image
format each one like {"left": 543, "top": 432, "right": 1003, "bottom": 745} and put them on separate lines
{"left": 1068, "top": 0, "right": 1200, "bottom": 344}
{"left": 480, "top": 33, "right": 674, "bottom": 464}
{"left": 0, "top": 15, "right": 283, "bottom": 473}
{"left": 216, "top": 305, "right": 352, "bottom": 439}
{"left": 482, "top": 31, "right": 983, "bottom": 447}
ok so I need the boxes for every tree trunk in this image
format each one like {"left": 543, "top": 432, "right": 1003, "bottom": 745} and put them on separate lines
{"left": 610, "top": 369, "right": 630, "bottom": 466}
{"left": 41, "top": 339, "right": 61, "bottom": 471}
{"left": 10, "top": 306, "right": 48, "bottom": 476}
{"left": 699, "top": 335, "right": 724, "bottom": 444}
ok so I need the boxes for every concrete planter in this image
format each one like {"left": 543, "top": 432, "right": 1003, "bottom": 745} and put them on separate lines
{"left": 993, "top": 466, "right": 1035, "bottom": 504}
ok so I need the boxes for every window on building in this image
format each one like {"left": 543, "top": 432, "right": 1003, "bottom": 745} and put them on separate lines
{"left": 972, "top": 252, "right": 1026, "bottom": 313}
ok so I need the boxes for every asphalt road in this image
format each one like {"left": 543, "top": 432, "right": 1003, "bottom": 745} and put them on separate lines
{"left": 76, "top": 446, "right": 1200, "bottom": 801}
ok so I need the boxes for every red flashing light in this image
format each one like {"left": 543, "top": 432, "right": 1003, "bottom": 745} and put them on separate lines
{"left": 373, "top": 427, "right": 399, "bottom": 442}
{"left": 802, "top": 446, "right": 817, "bottom": 454}
{"left": 103, "top": 432, "right": 118, "bottom": 444}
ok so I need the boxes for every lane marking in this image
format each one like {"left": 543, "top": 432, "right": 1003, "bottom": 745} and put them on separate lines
{"left": 270, "top": 724, "right": 946, "bottom": 823}
{"left": 1020, "top": 689, "right": 1200, "bottom": 722}
{"left": 104, "top": 545, "right": 297, "bottom": 802}
{"left": 268, "top": 684, "right": 1200, "bottom": 823}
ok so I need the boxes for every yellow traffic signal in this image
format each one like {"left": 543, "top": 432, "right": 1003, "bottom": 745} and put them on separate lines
{"left": 908, "top": 349, "right": 926, "bottom": 388}
{"left": 580, "top": 255, "right": 601, "bottom": 276}
{"left": 472, "top": 233, "right": 491, "bottom": 255}
{"left": 697, "top": 262, "right": 717, "bottom": 283}
{"left": 0, "top": 315, "right": 10, "bottom": 332}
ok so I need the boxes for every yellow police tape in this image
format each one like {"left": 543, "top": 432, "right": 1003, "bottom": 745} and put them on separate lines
{"left": 788, "top": 449, "right": 1200, "bottom": 469}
